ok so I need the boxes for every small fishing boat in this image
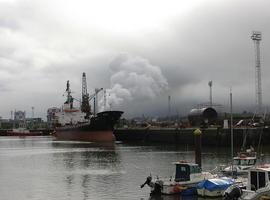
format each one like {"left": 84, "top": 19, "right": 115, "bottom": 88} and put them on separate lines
{"left": 221, "top": 149, "right": 257, "bottom": 175}
{"left": 197, "top": 177, "right": 235, "bottom": 197}
{"left": 141, "top": 161, "right": 215, "bottom": 196}
{"left": 223, "top": 164, "right": 270, "bottom": 200}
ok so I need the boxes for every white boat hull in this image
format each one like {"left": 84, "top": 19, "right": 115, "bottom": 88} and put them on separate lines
{"left": 150, "top": 172, "right": 214, "bottom": 195}
{"left": 240, "top": 189, "right": 270, "bottom": 200}
{"left": 197, "top": 188, "right": 225, "bottom": 197}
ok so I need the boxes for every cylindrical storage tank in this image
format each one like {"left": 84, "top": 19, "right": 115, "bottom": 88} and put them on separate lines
{"left": 188, "top": 107, "right": 218, "bottom": 126}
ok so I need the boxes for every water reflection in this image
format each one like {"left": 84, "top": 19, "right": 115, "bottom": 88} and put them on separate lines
{"left": 51, "top": 141, "right": 120, "bottom": 169}
{"left": 51, "top": 141, "right": 122, "bottom": 200}
{"left": 81, "top": 174, "right": 91, "bottom": 200}
{"left": 1, "top": 136, "right": 270, "bottom": 200}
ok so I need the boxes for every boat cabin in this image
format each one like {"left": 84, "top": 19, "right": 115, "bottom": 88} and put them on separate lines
{"left": 173, "top": 161, "right": 202, "bottom": 182}
{"left": 233, "top": 157, "right": 256, "bottom": 166}
{"left": 247, "top": 165, "right": 270, "bottom": 191}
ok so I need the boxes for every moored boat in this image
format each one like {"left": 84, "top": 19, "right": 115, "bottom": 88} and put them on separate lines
{"left": 221, "top": 150, "right": 257, "bottom": 175}
{"left": 223, "top": 164, "right": 270, "bottom": 200}
{"left": 197, "top": 177, "right": 235, "bottom": 197}
{"left": 54, "top": 110, "right": 123, "bottom": 142}
{"left": 141, "top": 161, "right": 215, "bottom": 196}
{"left": 53, "top": 79, "right": 123, "bottom": 142}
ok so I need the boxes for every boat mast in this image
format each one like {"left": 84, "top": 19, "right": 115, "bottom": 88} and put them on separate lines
{"left": 230, "top": 88, "right": 234, "bottom": 177}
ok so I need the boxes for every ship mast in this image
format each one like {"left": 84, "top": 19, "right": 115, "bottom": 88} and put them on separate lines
{"left": 65, "top": 80, "right": 74, "bottom": 109}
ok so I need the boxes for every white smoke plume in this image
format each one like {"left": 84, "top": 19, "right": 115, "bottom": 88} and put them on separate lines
{"left": 101, "top": 53, "right": 168, "bottom": 111}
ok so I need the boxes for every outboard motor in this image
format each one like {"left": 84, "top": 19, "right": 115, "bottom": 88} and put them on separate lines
{"left": 223, "top": 185, "right": 242, "bottom": 200}
{"left": 141, "top": 176, "right": 163, "bottom": 196}
{"left": 150, "top": 180, "right": 163, "bottom": 196}
{"left": 140, "top": 176, "right": 153, "bottom": 188}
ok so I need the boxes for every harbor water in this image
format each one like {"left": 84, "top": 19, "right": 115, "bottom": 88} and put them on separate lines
{"left": 0, "top": 136, "right": 269, "bottom": 200}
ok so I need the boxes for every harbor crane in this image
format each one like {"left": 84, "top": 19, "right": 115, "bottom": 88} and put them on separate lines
{"left": 81, "top": 72, "right": 103, "bottom": 117}
{"left": 81, "top": 73, "right": 91, "bottom": 118}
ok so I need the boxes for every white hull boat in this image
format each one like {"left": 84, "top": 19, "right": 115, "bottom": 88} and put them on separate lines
{"left": 141, "top": 161, "right": 215, "bottom": 196}
{"left": 197, "top": 177, "right": 235, "bottom": 197}
{"left": 221, "top": 151, "right": 257, "bottom": 175}
{"left": 224, "top": 164, "right": 270, "bottom": 200}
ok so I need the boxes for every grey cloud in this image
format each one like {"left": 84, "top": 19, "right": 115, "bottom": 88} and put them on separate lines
{"left": 0, "top": 0, "right": 269, "bottom": 119}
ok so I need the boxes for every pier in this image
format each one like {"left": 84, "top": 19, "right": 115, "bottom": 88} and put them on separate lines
{"left": 114, "top": 127, "right": 269, "bottom": 147}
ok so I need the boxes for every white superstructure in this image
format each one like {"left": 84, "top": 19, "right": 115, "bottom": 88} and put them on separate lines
{"left": 55, "top": 80, "right": 88, "bottom": 126}
{"left": 55, "top": 104, "right": 87, "bottom": 126}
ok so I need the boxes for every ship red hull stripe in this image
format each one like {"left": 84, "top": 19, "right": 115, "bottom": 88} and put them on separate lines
{"left": 54, "top": 130, "right": 115, "bottom": 142}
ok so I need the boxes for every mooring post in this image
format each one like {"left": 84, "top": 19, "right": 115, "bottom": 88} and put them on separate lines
{"left": 194, "top": 128, "right": 202, "bottom": 168}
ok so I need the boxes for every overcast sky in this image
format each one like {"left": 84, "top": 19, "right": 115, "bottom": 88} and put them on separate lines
{"left": 0, "top": 0, "right": 269, "bottom": 119}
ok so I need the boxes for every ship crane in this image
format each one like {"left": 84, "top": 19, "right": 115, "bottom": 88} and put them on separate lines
{"left": 81, "top": 72, "right": 103, "bottom": 116}
{"left": 81, "top": 72, "right": 91, "bottom": 118}
{"left": 88, "top": 88, "right": 103, "bottom": 116}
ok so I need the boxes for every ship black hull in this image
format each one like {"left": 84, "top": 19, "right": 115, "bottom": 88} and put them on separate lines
{"left": 54, "top": 111, "right": 123, "bottom": 142}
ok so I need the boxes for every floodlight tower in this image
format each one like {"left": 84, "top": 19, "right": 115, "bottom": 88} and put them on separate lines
{"left": 208, "top": 80, "right": 213, "bottom": 107}
{"left": 251, "top": 31, "right": 262, "bottom": 114}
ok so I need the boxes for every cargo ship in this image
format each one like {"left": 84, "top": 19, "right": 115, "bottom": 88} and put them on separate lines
{"left": 53, "top": 77, "right": 123, "bottom": 142}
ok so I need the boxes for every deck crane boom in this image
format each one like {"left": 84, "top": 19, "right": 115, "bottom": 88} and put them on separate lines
{"left": 80, "top": 72, "right": 103, "bottom": 116}
{"left": 81, "top": 72, "right": 91, "bottom": 118}
{"left": 89, "top": 88, "right": 103, "bottom": 116}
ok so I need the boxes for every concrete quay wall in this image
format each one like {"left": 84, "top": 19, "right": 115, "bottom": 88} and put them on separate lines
{"left": 114, "top": 127, "right": 270, "bottom": 146}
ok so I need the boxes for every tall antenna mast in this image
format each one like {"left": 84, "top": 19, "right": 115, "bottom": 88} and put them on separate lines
{"left": 251, "top": 31, "right": 262, "bottom": 115}
{"left": 230, "top": 87, "right": 234, "bottom": 177}
{"left": 208, "top": 81, "right": 213, "bottom": 107}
